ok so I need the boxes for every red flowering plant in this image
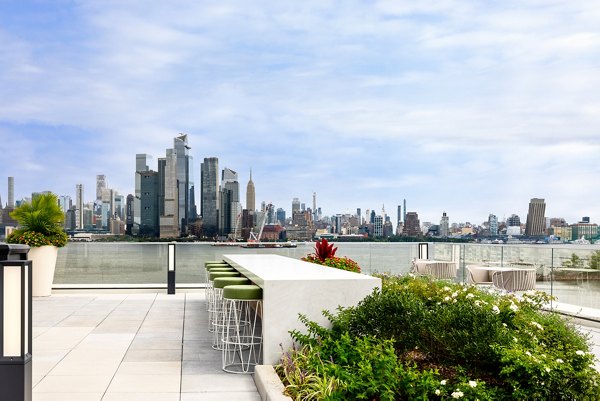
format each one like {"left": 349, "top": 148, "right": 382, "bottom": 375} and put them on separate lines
{"left": 302, "top": 238, "right": 361, "bottom": 273}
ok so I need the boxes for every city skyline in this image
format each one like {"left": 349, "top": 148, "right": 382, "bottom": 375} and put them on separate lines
{"left": 1, "top": 2, "right": 599, "bottom": 223}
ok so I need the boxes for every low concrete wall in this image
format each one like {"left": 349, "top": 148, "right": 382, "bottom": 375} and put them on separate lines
{"left": 254, "top": 365, "right": 292, "bottom": 401}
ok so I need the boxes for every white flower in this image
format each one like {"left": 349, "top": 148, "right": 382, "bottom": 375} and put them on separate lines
{"left": 444, "top": 296, "right": 451, "bottom": 302}
{"left": 451, "top": 390, "right": 464, "bottom": 398}
{"left": 546, "top": 367, "right": 551, "bottom": 373}
{"left": 576, "top": 350, "right": 585, "bottom": 356}
{"left": 466, "top": 293, "right": 475, "bottom": 299}
{"left": 440, "top": 380, "right": 447, "bottom": 385}
{"left": 502, "top": 323, "right": 507, "bottom": 327}
{"left": 531, "top": 321, "right": 544, "bottom": 331}
{"left": 435, "top": 389, "right": 441, "bottom": 395}
{"left": 469, "top": 380, "right": 477, "bottom": 388}
{"left": 556, "top": 358, "right": 564, "bottom": 364}
{"left": 492, "top": 305, "right": 500, "bottom": 314}
{"left": 443, "top": 286, "right": 451, "bottom": 291}
{"left": 451, "top": 291, "right": 458, "bottom": 298}
{"left": 509, "top": 303, "right": 518, "bottom": 312}
{"left": 525, "top": 351, "right": 532, "bottom": 356}
{"left": 513, "top": 337, "right": 518, "bottom": 342}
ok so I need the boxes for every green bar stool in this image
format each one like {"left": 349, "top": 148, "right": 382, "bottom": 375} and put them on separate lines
{"left": 207, "top": 271, "right": 240, "bottom": 331}
{"left": 205, "top": 260, "right": 227, "bottom": 266}
{"left": 204, "top": 264, "right": 235, "bottom": 309}
{"left": 211, "top": 276, "right": 251, "bottom": 350}
{"left": 222, "top": 285, "right": 263, "bottom": 374}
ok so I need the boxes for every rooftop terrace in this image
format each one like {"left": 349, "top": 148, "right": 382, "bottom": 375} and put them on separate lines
{"left": 31, "top": 289, "right": 600, "bottom": 400}
{"left": 32, "top": 291, "right": 260, "bottom": 401}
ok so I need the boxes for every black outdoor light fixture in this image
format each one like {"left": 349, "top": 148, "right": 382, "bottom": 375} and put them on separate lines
{"left": 167, "top": 242, "right": 176, "bottom": 294}
{"left": 418, "top": 242, "right": 429, "bottom": 260}
{"left": 0, "top": 258, "right": 33, "bottom": 401}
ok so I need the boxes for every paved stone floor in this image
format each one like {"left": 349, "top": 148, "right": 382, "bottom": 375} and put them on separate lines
{"left": 31, "top": 292, "right": 600, "bottom": 400}
{"left": 32, "top": 291, "right": 261, "bottom": 401}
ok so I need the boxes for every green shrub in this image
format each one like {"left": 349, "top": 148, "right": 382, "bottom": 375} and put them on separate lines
{"left": 277, "top": 275, "right": 600, "bottom": 400}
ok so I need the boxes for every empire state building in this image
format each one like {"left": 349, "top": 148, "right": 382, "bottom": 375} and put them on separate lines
{"left": 246, "top": 169, "right": 255, "bottom": 212}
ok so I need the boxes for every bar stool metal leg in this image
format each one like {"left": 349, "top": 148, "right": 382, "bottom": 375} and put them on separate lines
{"left": 222, "top": 285, "right": 263, "bottom": 374}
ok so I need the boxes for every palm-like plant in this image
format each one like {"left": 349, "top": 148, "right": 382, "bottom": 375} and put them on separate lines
{"left": 7, "top": 193, "right": 68, "bottom": 247}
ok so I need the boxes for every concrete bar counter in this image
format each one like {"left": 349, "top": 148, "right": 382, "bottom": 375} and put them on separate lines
{"left": 223, "top": 254, "right": 381, "bottom": 365}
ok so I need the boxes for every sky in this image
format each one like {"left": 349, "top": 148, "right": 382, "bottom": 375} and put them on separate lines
{"left": 1, "top": 0, "right": 599, "bottom": 225}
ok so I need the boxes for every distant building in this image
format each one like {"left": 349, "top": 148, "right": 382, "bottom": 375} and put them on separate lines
{"left": 75, "top": 184, "right": 84, "bottom": 229}
{"left": 159, "top": 149, "right": 180, "bottom": 238}
{"left": 571, "top": 218, "right": 598, "bottom": 241}
{"left": 96, "top": 175, "right": 106, "bottom": 202}
{"left": 8, "top": 176, "right": 14, "bottom": 207}
{"left": 525, "top": 198, "right": 546, "bottom": 236}
{"left": 276, "top": 208, "right": 286, "bottom": 225}
{"left": 125, "top": 194, "right": 134, "bottom": 235}
{"left": 373, "top": 215, "right": 383, "bottom": 236}
{"left": 219, "top": 167, "right": 240, "bottom": 237}
{"left": 506, "top": 214, "right": 521, "bottom": 227}
{"left": 246, "top": 169, "right": 255, "bottom": 212}
{"left": 488, "top": 214, "right": 498, "bottom": 236}
{"left": 201, "top": 157, "right": 219, "bottom": 237}
{"left": 549, "top": 226, "right": 572, "bottom": 242}
{"left": 439, "top": 212, "right": 449, "bottom": 237}
{"left": 403, "top": 212, "right": 421, "bottom": 236}
{"left": 292, "top": 198, "right": 301, "bottom": 214}
{"left": 173, "top": 134, "right": 195, "bottom": 234}
{"left": 139, "top": 171, "right": 160, "bottom": 237}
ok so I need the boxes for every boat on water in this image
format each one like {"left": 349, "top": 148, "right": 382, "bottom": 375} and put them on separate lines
{"left": 240, "top": 241, "right": 298, "bottom": 249}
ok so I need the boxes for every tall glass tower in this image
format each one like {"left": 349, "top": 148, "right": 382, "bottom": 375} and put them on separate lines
{"left": 201, "top": 157, "right": 219, "bottom": 236}
{"left": 174, "top": 134, "right": 195, "bottom": 235}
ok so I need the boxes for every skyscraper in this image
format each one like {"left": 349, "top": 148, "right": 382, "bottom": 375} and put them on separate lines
{"left": 525, "top": 198, "right": 546, "bottom": 236}
{"left": 219, "top": 168, "right": 240, "bottom": 236}
{"left": 404, "top": 212, "right": 421, "bottom": 236}
{"left": 246, "top": 169, "right": 255, "bottom": 212}
{"left": 75, "top": 184, "right": 84, "bottom": 229}
{"left": 139, "top": 171, "right": 160, "bottom": 236}
{"left": 8, "top": 176, "right": 14, "bottom": 208}
{"left": 403, "top": 199, "right": 407, "bottom": 222}
{"left": 292, "top": 198, "right": 300, "bottom": 214}
{"left": 201, "top": 157, "right": 219, "bottom": 236}
{"left": 160, "top": 149, "right": 179, "bottom": 237}
{"left": 134, "top": 154, "right": 152, "bottom": 234}
{"left": 488, "top": 214, "right": 498, "bottom": 235}
{"left": 96, "top": 175, "right": 106, "bottom": 201}
{"left": 174, "top": 134, "right": 195, "bottom": 234}
{"left": 439, "top": 212, "right": 449, "bottom": 237}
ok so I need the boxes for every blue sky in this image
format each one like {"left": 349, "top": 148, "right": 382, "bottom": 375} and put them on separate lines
{"left": 1, "top": 1, "right": 599, "bottom": 224}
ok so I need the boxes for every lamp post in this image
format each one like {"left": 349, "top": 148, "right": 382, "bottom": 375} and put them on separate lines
{"left": 0, "top": 259, "right": 33, "bottom": 401}
{"left": 167, "top": 242, "right": 176, "bottom": 294}
{"left": 418, "top": 242, "right": 429, "bottom": 260}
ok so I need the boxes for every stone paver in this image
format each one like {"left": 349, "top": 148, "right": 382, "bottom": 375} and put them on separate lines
{"left": 32, "top": 292, "right": 262, "bottom": 401}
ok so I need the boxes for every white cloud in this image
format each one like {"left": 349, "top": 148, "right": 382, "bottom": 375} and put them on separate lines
{"left": 0, "top": 0, "right": 599, "bottom": 222}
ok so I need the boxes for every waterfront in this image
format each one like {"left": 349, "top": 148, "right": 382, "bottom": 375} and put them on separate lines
{"left": 54, "top": 241, "right": 600, "bottom": 310}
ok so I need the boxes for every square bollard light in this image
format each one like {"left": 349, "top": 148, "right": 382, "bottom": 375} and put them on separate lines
{"left": 418, "top": 242, "right": 429, "bottom": 260}
{"left": 167, "top": 242, "right": 176, "bottom": 294}
{"left": 0, "top": 260, "right": 33, "bottom": 401}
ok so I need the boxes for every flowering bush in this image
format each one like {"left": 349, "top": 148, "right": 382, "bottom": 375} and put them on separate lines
{"left": 7, "top": 229, "right": 68, "bottom": 247}
{"left": 276, "top": 275, "right": 600, "bottom": 400}
{"left": 303, "top": 254, "right": 361, "bottom": 273}
{"left": 303, "top": 239, "right": 361, "bottom": 273}
{"left": 6, "top": 193, "right": 68, "bottom": 248}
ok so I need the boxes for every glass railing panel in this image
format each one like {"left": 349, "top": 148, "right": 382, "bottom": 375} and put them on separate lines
{"left": 55, "top": 242, "right": 166, "bottom": 284}
{"left": 52, "top": 242, "right": 599, "bottom": 315}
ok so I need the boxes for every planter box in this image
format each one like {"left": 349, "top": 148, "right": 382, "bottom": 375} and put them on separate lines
{"left": 28, "top": 245, "right": 58, "bottom": 296}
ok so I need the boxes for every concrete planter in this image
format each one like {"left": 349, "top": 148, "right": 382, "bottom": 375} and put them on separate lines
{"left": 254, "top": 365, "right": 292, "bottom": 401}
{"left": 28, "top": 245, "right": 58, "bottom": 297}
